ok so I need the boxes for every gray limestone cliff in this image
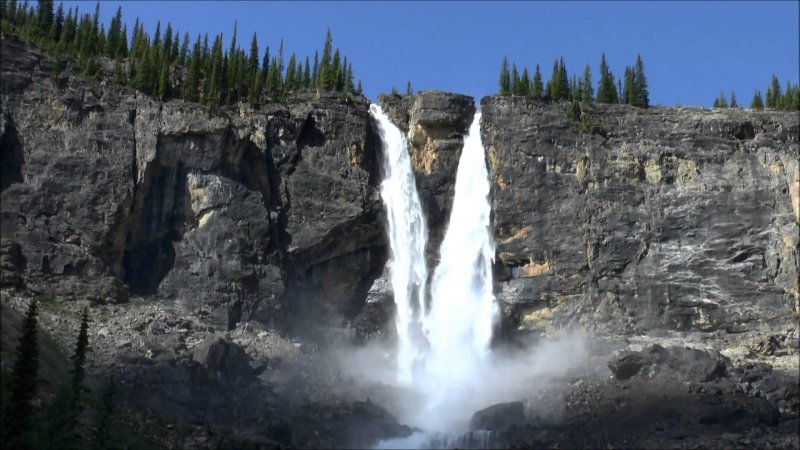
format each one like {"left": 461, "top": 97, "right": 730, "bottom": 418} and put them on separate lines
{"left": 480, "top": 97, "right": 799, "bottom": 336}
{"left": 1, "top": 35, "right": 385, "bottom": 332}
{"left": 2, "top": 34, "right": 798, "bottom": 340}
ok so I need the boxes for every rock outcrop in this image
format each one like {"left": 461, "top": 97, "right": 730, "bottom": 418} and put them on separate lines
{"left": 481, "top": 97, "right": 799, "bottom": 336}
{"left": 0, "top": 35, "right": 385, "bottom": 331}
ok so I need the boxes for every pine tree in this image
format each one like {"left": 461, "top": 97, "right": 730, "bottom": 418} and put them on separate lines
{"left": 749, "top": 90, "right": 764, "bottom": 110}
{"left": 623, "top": 66, "right": 635, "bottom": 104}
{"left": 519, "top": 67, "right": 530, "bottom": 96}
{"left": 71, "top": 308, "right": 90, "bottom": 401}
{"left": 597, "top": 53, "right": 618, "bottom": 104}
{"left": 319, "top": 29, "right": 333, "bottom": 89}
{"left": 632, "top": 54, "right": 649, "bottom": 107}
{"left": 104, "top": 6, "right": 121, "bottom": 57}
{"left": 531, "top": 63, "right": 543, "bottom": 100}
{"left": 581, "top": 64, "right": 593, "bottom": 103}
{"left": 49, "top": 1, "right": 64, "bottom": 43}
{"left": 331, "top": 49, "right": 341, "bottom": 91}
{"left": 311, "top": 51, "right": 319, "bottom": 87}
{"left": 770, "top": 74, "right": 781, "bottom": 108}
{"left": 157, "top": 58, "right": 169, "bottom": 100}
{"left": 406, "top": 80, "right": 413, "bottom": 96}
{"left": 511, "top": 63, "right": 520, "bottom": 95}
{"left": 178, "top": 32, "right": 189, "bottom": 65}
{"left": 729, "top": 90, "right": 737, "bottom": 108}
{"left": 499, "top": 56, "right": 511, "bottom": 95}
{"left": 285, "top": 53, "right": 296, "bottom": 91}
{"left": 713, "top": 90, "right": 728, "bottom": 108}
{"left": 5, "top": 299, "right": 40, "bottom": 447}
{"left": 303, "top": 56, "right": 311, "bottom": 89}
{"left": 90, "top": 377, "right": 117, "bottom": 450}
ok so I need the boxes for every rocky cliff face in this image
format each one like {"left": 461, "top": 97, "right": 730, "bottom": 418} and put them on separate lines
{"left": 481, "top": 97, "right": 799, "bottom": 336}
{"left": 1, "top": 35, "right": 385, "bottom": 332}
{"left": 2, "top": 34, "right": 798, "bottom": 340}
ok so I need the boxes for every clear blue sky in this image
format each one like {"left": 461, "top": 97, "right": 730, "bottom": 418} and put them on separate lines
{"left": 62, "top": 1, "right": 799, "bottom": 106}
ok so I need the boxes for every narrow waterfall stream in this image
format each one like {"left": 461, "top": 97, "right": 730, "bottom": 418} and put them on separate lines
{"left": 370, "top": 104, "right": 429, "bottom": 384}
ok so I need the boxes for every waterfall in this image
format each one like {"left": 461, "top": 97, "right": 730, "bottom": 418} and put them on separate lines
{"left": 423, "top": 111, "right": 498, "bottom": 415}
{"left": 370, "top": 105, "right": 499, "bottom": 435}
{"left": 370, "top": 104, "right": 429, "bottom": 384}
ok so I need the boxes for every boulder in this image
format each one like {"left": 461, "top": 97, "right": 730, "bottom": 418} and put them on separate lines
{"left": 192, "top": 335, "right": 254, "bottom": 384}
{"left": 469, "top": 401, "right": 526, "bottom": 432}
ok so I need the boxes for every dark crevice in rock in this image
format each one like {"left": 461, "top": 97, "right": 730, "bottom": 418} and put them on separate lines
{"left": 364, "top": 115, "right": 384, "bottom": 188}
{"left": 0, "top": 114, "right": 25, "bottom": 192}
{"left": 296, "top": 113, "right": 326, "bottom": 149}
{"left": 122, "top": 159, "right": 190, "bottom": 295}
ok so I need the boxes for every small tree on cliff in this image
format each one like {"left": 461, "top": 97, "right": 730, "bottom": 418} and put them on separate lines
{"left": 749, "top": 90, "right": 764, "bottom": 110}
{"left": 499, "top": 56, "right": 511, "bottom": 95}
{"left": 531, "top": 64, "right": 544, "bottom": 100}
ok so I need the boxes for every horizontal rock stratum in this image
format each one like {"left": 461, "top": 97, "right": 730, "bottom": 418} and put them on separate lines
{"left": 2, "top": 34, "right": 798, "bottom": 338}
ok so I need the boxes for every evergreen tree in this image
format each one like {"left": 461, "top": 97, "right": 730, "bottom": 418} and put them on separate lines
{"left": 5, "top": 299, "right": 40, "bottom": 447}
{"left": 531, "top": 63, "right": 543, "bottom": 100}
{"left": 331, "top": 49, "right": 341, "bottom": 91}
{"left": 770, "top": 74, "right": 781, "bottom": 108}
{"left": 90, "top": 377, "right": 117, "bottom": 450}
{"left": 49, "top": 1, "right": 64, "bottom": 43}
{"left": 319, "top": 29, "right": 333, "bottom": 89}
{"left": 36, "top": 0, "right": 53, "bottom": 37}
{"left": 729, "top": 90, "right": 737, "bottom": 108}
{"left": 179, "top": 32, "right": 189, "bottom": 65}
{"left": 749, "top": 90, "right": 764, "bottom": 110}
{"left": 247, "top": 32, "right": 259, "bottom": 87}
{"left": 157, "top": 58, "right": 169, "bottom": 100}
{"left": 597, "top": 53, "right": 618, "bottom": 103}
{"left": 519, "top": 67, "right": 530, "bottom": 96}
{"left": 622, "top": 66, "right": 635, "bottom": 104}
{"left": 303, "top": 56, "right": 311, "bottom": 89}
{"left": 632, "top": 54, "right": 649, "bottom": 107}
{"left": 511, "top": 63, "right": 520, "bottom": 95}
{"left": 713, "top": 90, "right": 728, "bottom": 108}
{"left": 581, "top": 64, "right": 593, "bottom": 103}
{"left": 311, "top": 51, "right": 319, "bottom": 87}
{"left": 499, "top": 56, "right": 511, "bottom": 95}
{"left": 285, "top": 53, "right": 296, "bottom": 91}
{"left": 406, "top": 80, "right": 413, "bottom": 96}
{"left": 104, "top": 6, "right": 121, "bottom": 57}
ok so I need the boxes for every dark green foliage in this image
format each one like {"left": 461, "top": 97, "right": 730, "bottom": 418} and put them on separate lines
{"left": 499, "top": 56, "right": 511, "bottom": 95}
{"left": 406, "top": 80, "right": 413, "bottom": 96}
{"left": 510, "top": 63, "right": 520, "bottom": 95}
{"left": 518, "top": 67, "right": 530, "bottom": 96}
{"left": 531, "top": 64, "right": 543, "bottom": 100}
{"left": 546, "top": 58, "right": 569, "bottom": 102}
{"left": 580, "top": 64, "right": 593, "bottom": 103}
{"left": 713, "top": 90, "right": 728, "bottom": 108}
{"left": 750, "top": 90, "right": 764, "bottom": 110}
{"left": 3, "top": 299, "right": 40, "bottom": 448}
{"left": 622, "top": 66, "right": 635, "bottom": 104}
{"left": 733, "top": 75, "right": 797, "bottom": 110}
{"left": 566, "top": 100, "right": 581, "bottom": 121}
{"left": 90, "top": 377, "right": 116, "bottom": 450}
{"left": 596, "top": 53, "right": 618, "bottom": 104}
{"left": 2, "top": 3, "right": 360, "bottom": 107}
{"left": 729, "top": 90, "right": 737, "bottom": 108}
{"left": 632, "top": 55, "right": 649, "bottom": 107}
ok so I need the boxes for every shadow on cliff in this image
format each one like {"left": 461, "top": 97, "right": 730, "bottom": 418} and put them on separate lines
{"left": 1, "top": 114, "right": 25, "bottom": 192}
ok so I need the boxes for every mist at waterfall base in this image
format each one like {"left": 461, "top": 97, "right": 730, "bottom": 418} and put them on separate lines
{"left": 337, "top": 105, "right": 589, "bottom": 447}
